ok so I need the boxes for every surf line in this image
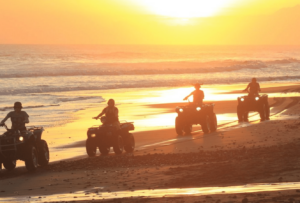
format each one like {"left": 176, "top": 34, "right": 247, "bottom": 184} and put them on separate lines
{"left": 6, "top": 182, "right": 300, "bottom": 202}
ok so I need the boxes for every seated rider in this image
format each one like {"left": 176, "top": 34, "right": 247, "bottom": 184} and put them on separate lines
{"left": 93, "top": 99, "right": 120, "bottom": 128}
{"left": 183, "top": 83, "right": 204, "bottom": 106}
{"left": 244, "top": 78, "right": 261, "bottom": 96}
{"left": 0, "top": 102, "right": 29, "bottom": 131}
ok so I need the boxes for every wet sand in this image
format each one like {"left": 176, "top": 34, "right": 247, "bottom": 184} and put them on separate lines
{"left": 1, "top": 82, "right": 300, "bottom": 202}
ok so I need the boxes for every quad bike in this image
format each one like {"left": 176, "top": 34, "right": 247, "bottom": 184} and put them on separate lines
{"left": 0, "top": 124, "right": 49, "bottom": 171}
{"left": 237, "top": 94, "right": 270, "bottom": 122}
{"left": 85, "top": 116, "right": 135, "bottom": 157}
{"left": 175, "top": 101, "right": 217, "bottom": 135}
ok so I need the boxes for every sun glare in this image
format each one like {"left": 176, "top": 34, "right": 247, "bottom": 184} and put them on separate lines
{"left": 134, "top": 0, "right": 237, "bottom": 18}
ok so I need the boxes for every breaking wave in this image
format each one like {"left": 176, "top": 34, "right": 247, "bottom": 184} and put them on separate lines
{"left": 0, "top": 58, "right": 299, "bottom": 78}
{"left": 0, "top": 104, "right": 59, "bottom": 111}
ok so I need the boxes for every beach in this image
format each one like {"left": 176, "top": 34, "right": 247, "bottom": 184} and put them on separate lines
{"left": 1, "top": 82, "right": 300, "bottom": 202}
{"left": 1, "top": 0, "right": 300, "bottom": 201}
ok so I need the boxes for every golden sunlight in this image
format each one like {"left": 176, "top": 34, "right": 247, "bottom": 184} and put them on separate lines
{"left": 134, "top": 0, "right": 238, "bottom": 18}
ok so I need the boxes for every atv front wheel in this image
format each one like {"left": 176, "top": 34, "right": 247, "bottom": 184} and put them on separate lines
{"left": 38, "top": 140, "right": 50, "bottom": 166}
{"left": 124, "top": 133, "right": 135, "bottom": 153}
{"left": 175, "top": 117, "right": 183, "bottom": 135}
{"left": 3, "top": 159, "right": 16, "bottom": 171}
{"left": 25, "top": 145, "right": 39, "bottom": 171}
{"left": 113, "top": 135, "right": 124, "bottom": 155}
{"left": 86, "top": 139, "right": 97, "bottom": 157}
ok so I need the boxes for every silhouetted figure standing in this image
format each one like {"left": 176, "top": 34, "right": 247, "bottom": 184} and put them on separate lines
{"left": 244, "top": 78, "right": 261, "bottom": 96}
{"left": 183, "top": 83, "right": 204, "bottom": 106}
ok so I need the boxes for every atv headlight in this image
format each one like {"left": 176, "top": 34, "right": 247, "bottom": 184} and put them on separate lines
{"left": 255, "top": 97, "right": 259, "bottom": 101}
{"left": 179, "top": 108, "right": 183, "bottom": 112}
{"left": 196, "top": 107, "right": 201, "bottom": 111}
{"left": 90, "top": 134, "right": 96, "bottom": 138}
{"left": 19, "top": 136, "right": 24, "bottom": 142}
{"left": 240, "top": 98, "right": 245, "bottom": 102}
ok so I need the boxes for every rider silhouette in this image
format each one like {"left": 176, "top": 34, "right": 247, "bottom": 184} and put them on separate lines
{"left": 244, "top": 78, "right": 261, "bottom": 96}
{"left": 93, "top": 99, "right": 120, "bottom": 128}
{"left": 0, "top": 102, "right": 29, "bottom": 131}
{"left": 183, "top": 83, "right": 204, "bottom": 106}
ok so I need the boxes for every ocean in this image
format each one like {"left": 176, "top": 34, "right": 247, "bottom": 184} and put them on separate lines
{"left": 0, "top": 45, "right": 300, "bottom": 129}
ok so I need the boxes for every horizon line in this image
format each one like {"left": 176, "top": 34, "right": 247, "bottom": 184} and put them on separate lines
{"left": 1, "top": 44, "right": 300, "bottom": 46}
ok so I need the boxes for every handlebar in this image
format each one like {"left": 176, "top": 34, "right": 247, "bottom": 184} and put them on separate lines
{"left": 0, "top": 123, "right": 8, "bottom": 130}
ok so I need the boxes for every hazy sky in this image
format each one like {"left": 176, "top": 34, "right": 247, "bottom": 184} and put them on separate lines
{"left": 1, "top": 0, "right": 300, "bottom": 45}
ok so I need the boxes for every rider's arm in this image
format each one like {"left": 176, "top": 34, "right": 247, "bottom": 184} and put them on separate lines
{"left": 258, "top": 83, "right": 261, "bottom": 92}
{"left": 183, "top": 91, "right": 194, "bottom": 100}
{"left": 114, "top": 108, "right": 119, "bottom": 118}
{"left": 24, "top": 112, "right": 29, "bottom": 124}
{"left": 24, "top": 118, "right": 29, "bottom": 123}
{"left": 95, "top": 108, "right": 106, "bottom": 119}
{"left": 0, "top": 112, "right": 12, "bottom": 124}
{"left": 244, "top": 83, "right": 250, "bottom": 91}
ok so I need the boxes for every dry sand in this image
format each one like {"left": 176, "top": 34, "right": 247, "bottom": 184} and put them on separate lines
{"left": 1, "top": 82, "right": 300, "bottom": 203}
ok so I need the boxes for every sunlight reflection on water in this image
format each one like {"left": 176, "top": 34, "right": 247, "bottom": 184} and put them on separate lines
{"left": 130, "top": 86, "right": 300, "bottom": 104}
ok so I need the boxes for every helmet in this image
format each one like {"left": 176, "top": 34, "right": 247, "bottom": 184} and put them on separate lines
{"left": 14, "top": 102, "right": 22, "bottom": 108}
{"left": 107, "top": 99, "right": 115, "bottom": 105}
{"left": 252, "top": 78, "right": 257, "bottom": 82}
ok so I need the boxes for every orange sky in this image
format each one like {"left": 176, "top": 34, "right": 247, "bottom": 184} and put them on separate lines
{"left": 0, "top": 0, "right": 300, "bottom": 45}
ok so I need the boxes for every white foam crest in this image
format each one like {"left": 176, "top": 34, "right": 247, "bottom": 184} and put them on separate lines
{"left": 0, "top": 59, "right": 299, "bottom": 78}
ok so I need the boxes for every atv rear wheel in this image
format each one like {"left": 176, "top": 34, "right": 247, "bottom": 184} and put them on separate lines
{"left": 113, "top": 135, "right": 124, "bottom": 155}
{"left": 265, "top": 105, "right": 270, "bottom": 120}
{"left": 259, "top": 104, "right": 266, "bottom": 121}
{"left": 264, "top": 99, "right": 270, "bottom": 120}
{"left": 25, "top": 145, "right": 38, "bottom": 171}
{"left": 237, "top": 105, "right": 244, "bottom": 122}
{"left": 124, "top": 133, "right": 135, "bottom": 153}
{"left": 209, "top": 113, "right": 217, "bottom": 132}
{"left": 201, "top": 115, "right": 210, "bottom": 134}
{"left": 175, "top": 117, "right": 183, "bottom": 136}
{"left": 38, "top": 140, "right": 49, "bottom": 166}
{"left": 86, "top": 139, "right": 97, "bottom": 157}
{"left": 3, "top": 159, "right": 16, "bottom": 171}
{"left": 263, "top": 96, "right": 270, "bottom": 120}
